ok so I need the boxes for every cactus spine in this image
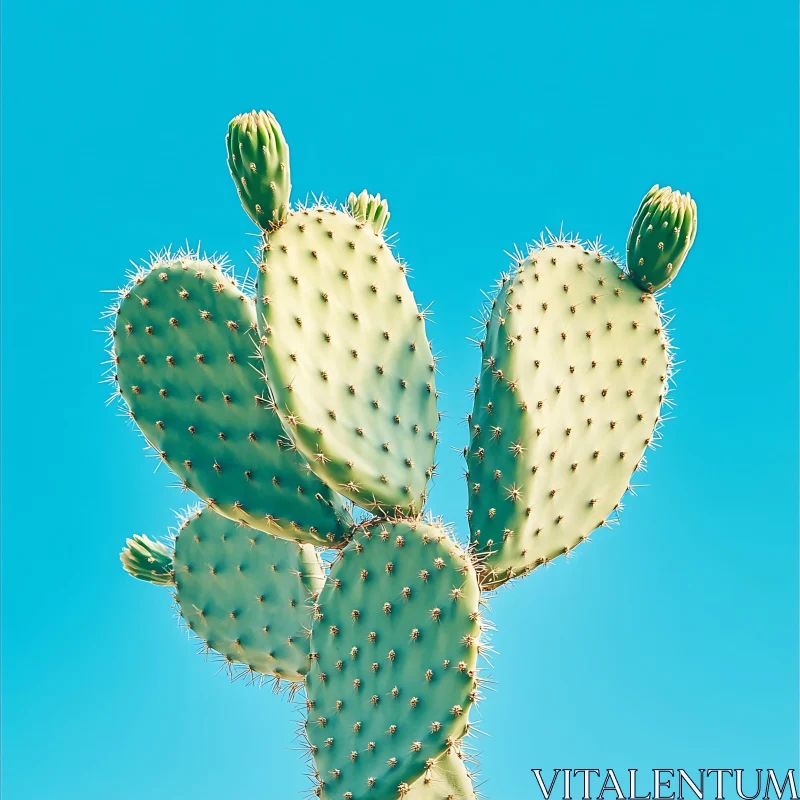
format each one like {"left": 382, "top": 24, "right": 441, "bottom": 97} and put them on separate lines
{"left": 109, "top": 108, "right": 697, "bottom": 798}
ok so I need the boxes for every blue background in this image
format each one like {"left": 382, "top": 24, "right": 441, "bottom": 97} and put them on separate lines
{"left": 2, "top": 1, "right": 798, "bottom": 797}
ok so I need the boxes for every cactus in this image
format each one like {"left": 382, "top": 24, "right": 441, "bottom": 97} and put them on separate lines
{"left": 109, "top": 250, "right": 352, "bottom": 546}
{"left": 121, "top": 507, "right": 325, "bottom": 683}
{"left": 627, "top": 186, "right": 697, "bottom": 292}
{"left": 303, "top": 519, "right": 484, "bottom": 800}
{"left": 109, "top": 107, "right": 697, "bottom": 798}
{"left": 466, "top": 227, "right": 687, "bottom": 588}
{"left": 254, "top": 200, "right": 439, "bottom": 516}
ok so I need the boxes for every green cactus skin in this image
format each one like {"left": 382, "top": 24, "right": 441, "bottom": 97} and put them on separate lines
{"left": 467, "top": 235, "right": 672, "bottom": 589}
{"left": 304, "top": 519, "right": 484, "bottom": 800}
{"left": 626, "top": 185, "right": 697, "bottom": 292}
{"left": 171, "top": 507, "right": 325, "bottom": 682}
{"left": 346, "top": 190, "right": 391, "bottom": 235}
{"left": 404, "top": 747, "right": 479, "bottom": 799}
{"left": 110, "top": 250, "right": 352, "bottom": 546}
{"left": 227, "top": 110, "right": 292, "bottom": 231}
{"left": 121, "top": 534, "right": 175, "bottom": 585}
{"left": 258, "top": 203, "right": 439, "bottom": 515}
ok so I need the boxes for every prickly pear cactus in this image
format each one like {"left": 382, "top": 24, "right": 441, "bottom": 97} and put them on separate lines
{"left": 257, "top": 202, "right": 439, "bottom": 516}
{"left": 109, "top": 105, "right": 697, "bottom": 798}
{"left": 304, "top": 519, "right": 484, "bottom": 800}
{"left": 467, "top": 234, "right": 675, "bottom": 588}
{"left": 121, "top": 507, "right": 325, "bottom": 682}
{"left": 109, "top": 251, "right": 352, "bottom": 546}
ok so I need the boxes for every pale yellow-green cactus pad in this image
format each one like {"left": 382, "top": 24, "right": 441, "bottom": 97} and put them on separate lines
{"left": 258, "top": 205, "right": 439, "bottom": 515}
{"left": 468, "top": 236, "right": 672, "bottom": 588}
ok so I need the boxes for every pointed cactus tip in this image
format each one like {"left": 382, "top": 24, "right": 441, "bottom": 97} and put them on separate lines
{"left": 120, "top": 534, "right": 175, "bottom": 586}
{"left": 627, "top": 184, "right": 697, "bottom": 292}
{"left": 227, "top": 110, "right": 292, "bottom": 231}
{"left": 346, "top": 189, "right": 391, "bottom": 235}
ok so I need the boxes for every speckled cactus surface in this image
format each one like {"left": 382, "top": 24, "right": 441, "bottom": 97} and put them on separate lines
{"left": 111, "top": 252, "right": 351, "bottom": 546}
{"left": 304, "top": 519, "right": 484, "bottom": 799}
{"left": 466, "top": 236, "right": 673, "bottom": 588}
{"left": 108, "top": 107, "right": 697, "bottom": 799}
{"left": 257, "top": 204, "right": 438, "bottom": 516}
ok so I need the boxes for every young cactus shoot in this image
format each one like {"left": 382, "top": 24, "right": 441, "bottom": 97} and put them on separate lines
{"left": 627, "top": 185, "right": 697, "bottom": 292}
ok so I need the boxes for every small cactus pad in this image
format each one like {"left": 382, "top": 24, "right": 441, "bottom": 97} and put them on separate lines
{"left": 305, "top": 519, "right": 483, "bottom": 799}
{"left": 626, "top": 185, "right": 697, "bottom": 292}
{"left": 404, "top": 747, "right": 478, "bottom": 799}
{"left": 259, "top": 205, "right": 439, "bottom": 514}
{"left": 227, "top": 110, "right": 292, "bottom": 231}
{"left": 120, "top": 534, "right": 175, "bottom": 585}
{"left": 173, "top": 508, "right": 325, "bottom": 682}
{"left": 346, "top": 190, "right": 390, "bottom": 235}
{"left": 467, "top": 237, "right": 671, "bottom": 588}
{"left": 112, "top": 252, "right": 352, "bottom": 546}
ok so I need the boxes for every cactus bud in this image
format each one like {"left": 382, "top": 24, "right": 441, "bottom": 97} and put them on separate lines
{"left": 626, "top": 185, "right": 697, "bottom": 292}
{"left": 226, "top": 110, "right": 292, "bottom": 230}
{"left": 346, "top": 189, "right": 390, "bottom": 235}
{"left": 120, "top": 534, "right": 174, "bottom": 585}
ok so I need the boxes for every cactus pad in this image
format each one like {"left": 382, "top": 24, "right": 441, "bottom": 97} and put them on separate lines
{"left": 626, "top": 185, "right": 697, "bottom": 292}
{"left": 172, "top": 507, "right": 325, "bottom": 682}
{"left": 258, "top": 205, "right": 438, "bottom": 514}
{"left": 467, "top": 236, "right": 672, "bottom": 588}
{"left": 121, "top": 534, "right": 175, "bottom": 585}
{"left": 111, "top": 251, "right": 351, "bottom": 546}
{"left": 305, "top": 519, "right": 483, "bottom": 799}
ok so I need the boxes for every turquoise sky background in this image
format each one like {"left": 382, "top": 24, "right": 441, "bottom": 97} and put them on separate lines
{"left": 2, "top": 1, "right": 798, "bottom": 798}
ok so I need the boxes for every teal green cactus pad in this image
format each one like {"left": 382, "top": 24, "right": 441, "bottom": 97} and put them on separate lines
{"left": 227, "top": 110, "right": 292, "bottom": 231}
{"left": 258, "top": 203, "right": 439, "bottom": 515}
{"left": 467, "top": 235, "right": 672, "bottom": 588}
{"left": 172, "top": 507, "right": 325, "bottom": 682}
{"left": 110, "top": 250, "right": 352, "bottom": 546}
{"left": 121, "top": 534, "right": 175, "bottom": 585}
{"left": 405, "top": 747, "right": 478, "bottom": 799}
{"left": 626, "top": 185, "right": 697, "bottom": 292}
{"left": 304, "top": 519, "right": 484, "bottom": 800}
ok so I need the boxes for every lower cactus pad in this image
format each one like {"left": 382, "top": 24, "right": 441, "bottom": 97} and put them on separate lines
{"left": 305, "top": 519, "right": 484, "bottom": 799}
{"left": 173, "top": 507, "right": 325, "bottom": 682}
